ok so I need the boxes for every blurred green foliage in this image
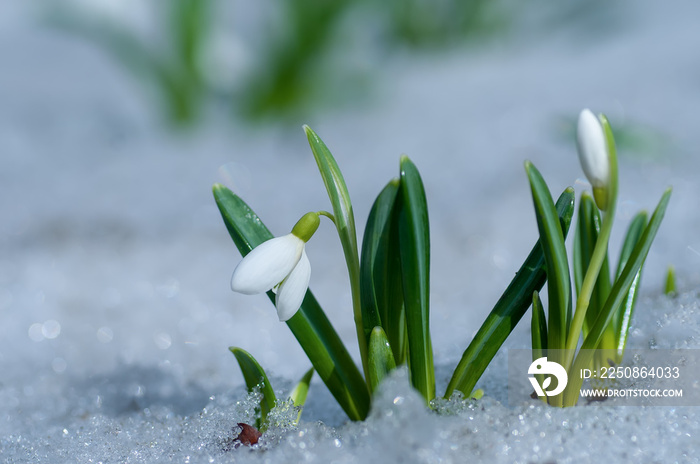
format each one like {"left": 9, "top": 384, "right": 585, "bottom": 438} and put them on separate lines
{"left": 50, "top": 0, "right": 211, "bottom": 126}
{"left": 382, "top": 0, "right": 508, "bottom": 48}
{"left": 49, "top": 0, "right": 516, "bottom": 127}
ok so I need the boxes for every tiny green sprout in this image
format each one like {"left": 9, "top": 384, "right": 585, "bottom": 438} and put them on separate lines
{"left": 231, "top": 212, "right": 322, "bottom": 321}
{"left": 665, "top": 265, "right": 677, "bottom": 296}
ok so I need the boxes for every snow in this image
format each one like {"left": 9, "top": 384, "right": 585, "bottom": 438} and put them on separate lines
{"left": 2, "top": 0, "right": 700, "bottom": 462}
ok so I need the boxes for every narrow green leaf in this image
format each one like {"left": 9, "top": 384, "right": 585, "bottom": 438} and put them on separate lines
{"left": 367, "top": 327, "right": 397, "bottom": 392}
{"left": 525, "top": 162, "right": 572, "bottom": 352}
{"left": 531, "top": 291, "right": 548, "bottom": 358}
{"left": 445, "top": 188, "right": 575, "bottom": 398}
{"left": 573, "top": 219, "right": 583, "bottom": 294}
{"left": 303, "top": 126, "right": 367, "bottom": 379}
{"left": 289, "top": 367, "right": 314, "bottom": 407}
{"left": 614, "top": 212, "right": 648, "bottom": 279}
{"left": 289, "top": 367, "right": 314, "bottom": 425}
{"left": 213, "top": 184, "right": 370, "bottom": 421}
{"left": 612, "top": 211, "right": 648, "bottom": 358}
{"left": 230, "top": 347, "right": 276, "bottom": 430}
{"left": 360, "top": 179, "right": 406, "bottom": 364}
{"left": 531, "top": 291, "right": 548, "bottom": 404}
{"left": 564, "top": 188, "right": 672, "bottom": 406}
{"left": 397, "top": 155, "right": 435, "bottom": 402}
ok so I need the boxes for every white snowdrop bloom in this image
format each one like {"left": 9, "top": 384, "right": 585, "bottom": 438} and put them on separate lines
{"left": 576, "top": 108, "right": 611, "bottom": 210}
{"left": 231, "top": 212, "right": 319, "bottom": 321}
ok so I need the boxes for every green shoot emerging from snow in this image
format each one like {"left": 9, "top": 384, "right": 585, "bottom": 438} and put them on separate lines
{"left": 526, "top": 109, "right": 671, "bottom": 407}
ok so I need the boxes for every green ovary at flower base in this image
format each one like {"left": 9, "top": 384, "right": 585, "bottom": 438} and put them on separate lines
{"left": 231, "top": 212, "right": 320, "bottom": 322}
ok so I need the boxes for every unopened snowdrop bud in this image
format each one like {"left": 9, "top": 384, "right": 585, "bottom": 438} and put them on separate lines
{"left": 576, "top": 109, "right": 611, "bottom": 210}
{"left": 231, "top": 212, "right": 320, "bottom": 322}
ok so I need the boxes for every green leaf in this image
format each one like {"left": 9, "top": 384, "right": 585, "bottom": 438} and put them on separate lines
{"left": 213, "top": 184, "right": 370, "bottom": 421}
{"left": 367, "top": 327, "right": 397, "bottom": 392}
{"left": 360, "top": 179, "right": 406, "bottom": 364}
{"left": 230, "top": 347, "right": 276, "bottom": 430}
{"left": 444, "top": 188, "right": 575, "bottom": 398}
{"left": 614, "top": 212, "right": 648, "bottom": 280}
{"left": 531, "top": 291, "right": 548, "bottom": 358}
{"left": 612, "top": 211, "right": 648, "bottom": 360}
{"left": 564, "top": 188, "right": 672, "bottom": 406}
{"left": 573, "top": 218, "right": 583, "bottom": 293}
{"left": 289, "top": 367, "right": 314, "bottom": 425}
{"left": 531, "top": 291, "right": 548, "bottom": 404}
{"left": 397, "top": 156, "right": 435, "bottom": 402}
{"left": 525, "top": 162, "right": 572, "bottom": 353}
{"left": 303, "top": 126, "right": 368, "bottom": 378}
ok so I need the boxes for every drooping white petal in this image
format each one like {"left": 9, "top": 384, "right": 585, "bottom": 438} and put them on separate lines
{"left": 275, "top": 249, "right": 311, "bottom": 322}
{"left": 576, "top": 109, "right": 609, "bottom": 188}
{"left": 231, "top": 234, "right": 304, "bottom": 294}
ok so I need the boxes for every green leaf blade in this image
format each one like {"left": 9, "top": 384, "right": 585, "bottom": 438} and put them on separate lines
{"left": 367, "top": 327, "right": 397, "bottom": 393}
{"left": 445, "top": 188, "right": 575, "bottom": 397}
{"left": 613, "top": 211, "right": 648, "bottom": 358}
{"left": 230, "top": 347, "right": 277, "bottom": 429}
{"left": 360, "top": 179, "right": 406, "bottom": 364}
{"left": 289, "top": 367, "right": 314, "bottom": 425}
{"left": 398, "top": 156, "right": 435, "bottom": 402}
{"left": 531, "top": 291, "right": 548, "bottom": 358}
{"left": 525, "top": 162, "right": 573, "bottom": 352}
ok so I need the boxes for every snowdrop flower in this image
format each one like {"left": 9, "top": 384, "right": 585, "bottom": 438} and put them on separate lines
{"left": 231, "top": 212, "right": 320, "bottom": 321}
{"left": 576, "top": 108, "right": 611, "bottom": 210}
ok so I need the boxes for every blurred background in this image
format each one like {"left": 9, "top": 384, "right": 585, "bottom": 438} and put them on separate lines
{"left": 2, "top": 0, "right": 699, "bottom": 435}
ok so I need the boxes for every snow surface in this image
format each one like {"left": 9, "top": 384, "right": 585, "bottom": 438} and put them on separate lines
{"left": 2, "top": 0, "right": 700, "bottom": 462}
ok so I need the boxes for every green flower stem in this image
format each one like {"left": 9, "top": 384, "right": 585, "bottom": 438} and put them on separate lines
{"left": 317, "top": 211, "right": 336, "bottom": 224}
{"left": 347, "top": 252, "right": 366, "bottom": 379}
{"left": 564, "top": 116, "right": 618, "bottom": 369}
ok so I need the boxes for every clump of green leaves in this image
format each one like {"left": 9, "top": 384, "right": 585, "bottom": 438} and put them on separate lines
{"left": 214, "top": 126, "right": 575, "bottom": 424}
{"left": 214, "top": 110, "right": 669, "bottom": 424}
{"left": 525, "top": 110, "right": 671, "bottom": 407}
